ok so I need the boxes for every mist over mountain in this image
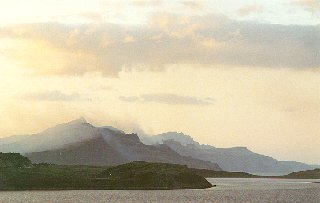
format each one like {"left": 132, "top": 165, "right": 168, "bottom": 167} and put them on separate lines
{"left": 310, "top": 165, "right": 320, "bottom": 169}
{"left": 142, "top": 132, "right": 314, "bottom": 175}
{"left": 0, "top": 119, "right": 221, "bottom": 171}
{"left": 140, "top": 132, "right": 200, "bottom": 146}
{"left": 0, "top": 119, "right": 316, "bottom": 175}
{"left": 0, "top": 134, "right": 29, "bottom": 146}
{"left": 0, "top": 118, "right": 99, "bottom": 153}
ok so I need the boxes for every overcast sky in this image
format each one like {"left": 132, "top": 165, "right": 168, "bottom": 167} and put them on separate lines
{"left": 0, "top": 0, "right": 319, "bottom": 164}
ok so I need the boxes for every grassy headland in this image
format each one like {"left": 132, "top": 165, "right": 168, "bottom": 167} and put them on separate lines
{"left": 282, "top": 168, "right": 320, "bottom": 179}
{"left": 2, "top": 153, "right": 318, "bottom": 191}
{"left": 0, "top": 153, "right": 212, "bottom": 190}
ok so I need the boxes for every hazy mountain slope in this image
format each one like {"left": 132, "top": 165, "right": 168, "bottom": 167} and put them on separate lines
{"left": 26, "top": 131, "right": 221, "bottom": 170}
{"left": 144, "top": 132, "right": 313, "bottom": 175}
{"left": 0, "top": 118, "right": 99, "bottom": 153}
{"left": 0, "top": 119, "right": 221, "bottom": 170}
{"left": 101, "top": 126, "right": 125, "bottom": 134}
{"left": 26, "top": 136, "right": 129, "bottom": 166}
{"left": 141, "top": 132, "right": 199, "bottom": 146}
{"left": 0, "top": 134, "right": 30, "bottom": 146}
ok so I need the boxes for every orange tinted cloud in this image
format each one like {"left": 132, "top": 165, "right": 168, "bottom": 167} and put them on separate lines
{"left": 0, "top": 14, "right": 319, "bottom": 77}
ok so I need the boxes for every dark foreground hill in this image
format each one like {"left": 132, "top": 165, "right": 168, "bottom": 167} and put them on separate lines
{"left": 96, "top": 161, "right": 212, "bottom": 189}
{"left": 0, "top": 153, "right": 32, "bottom": 168}
{"left": 0, "top": 153, "right": 213, "bottom": 190}
{"left": 282, "top": 169, "right": 320, "bottom": 179}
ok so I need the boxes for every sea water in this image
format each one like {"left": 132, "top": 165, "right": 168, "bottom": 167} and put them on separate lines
{"left": 0, "top": 178, "right": 319, "bottom": 203}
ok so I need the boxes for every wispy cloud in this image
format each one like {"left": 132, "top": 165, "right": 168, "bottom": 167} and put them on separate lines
{"left": 294, "top": 0, "right": 320, "bottom": 13}
{"left": 142, "top": 93, "right": 213, "bottom": 105}
{"left": 119, "top": 96, "right": 140, "bottom": 102}
{"left": 78, "top": 12, "right": 104, "bottom": 22}
{"left": 131, "top": 0, "right": 162, "bottom": 7}
{"left": 180, "top": 1, "right": 203, "bottom": 10}
{"left": 119, "top": 93, "right": 214, "bottom": 106}
{"left": 18, "top": 91, "right": 81, "bottom": 101}
{"left": 237, "top": 4, "right": 264, "bottom": 16}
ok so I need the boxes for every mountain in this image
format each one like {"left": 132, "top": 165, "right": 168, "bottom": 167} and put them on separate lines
{"left": 142, "top": 132, "right": 314, "bottom": 175}
{"left": 0, "top": 118, "right": 99, "bottom": 153}
{"left": 0, "top": 134, "right": 30, "bottom": 146}
{"left": 140, "top": 132, "right": 199, "bottom": 146}
{"left": 101, "top": 126, "right": 125, "bottom": 134}
{"left": 0, "top": 119, "right": 221, "bottom": 171}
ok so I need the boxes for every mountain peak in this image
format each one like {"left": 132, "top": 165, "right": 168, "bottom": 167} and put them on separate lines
{"left": 67, "top": 117, "right": 87, "bottom": 125}
{"left": 144, "top": 131, "right": 199, "bottom": 146}
{"left": 40, "top": 117, "right": 90, "bottom": 134}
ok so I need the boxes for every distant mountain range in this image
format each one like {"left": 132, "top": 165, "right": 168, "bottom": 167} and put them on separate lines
{"left": 0, "top": 119, "right": 221, "bottom": 171}
{"left": 141, "top": 132, "right": 315, "bottom": 176}
{"left": 0, "top": 119, "right": 316, "bottom": 175}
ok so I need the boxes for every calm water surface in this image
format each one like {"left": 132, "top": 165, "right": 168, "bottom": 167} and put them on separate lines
{"left": 0, "top": 178, "right": 319, "bottom": 203}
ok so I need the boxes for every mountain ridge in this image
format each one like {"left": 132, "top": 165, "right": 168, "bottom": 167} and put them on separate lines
{"left": 0, "top": 119, "right": 315, "bottom": 175}
{"left": 142, "top": 132, "right": 315, "bottom": 175}
{"left": 0, "top": 119, "right": 221, "bottom": 171}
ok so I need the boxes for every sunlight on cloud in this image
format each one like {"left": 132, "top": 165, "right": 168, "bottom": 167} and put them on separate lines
{"left": 7, "top": 39, "right": 100, "bottom": 76}
{"left": 180, "top": 1, "right": 204, "bottom": 10}
{"left": 237, "top": 4, "right": 264, "bottom": 17}
{"left": 0, "top": 14, "right": 319, "bottom": 77}
{"left": 18, "top": 90, "right": 81, "bottom": 102}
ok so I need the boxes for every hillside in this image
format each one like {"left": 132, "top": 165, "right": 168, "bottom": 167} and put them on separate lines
{"left": 282, "top": 169, "right": 320, "bottom": 179}
{"left": 0, "top": 153, "right": 213, "bottom": 190}
{"left": 2, "top": 118, "right": 314, "bottom": 175}
{"left": 0, "top": 153, "right": 32, "bottom": 168}
{"left": 0, "top": 118, "right": 100, "bottom": 153}
{"left": 143, "top": 132, "right": 313, "bottom": 175}
{"left": 141, "top": 132, "right": 199, "bottom": 145}
{"left": 96, "top": 161, "right": 212, "bottom": 189}
{"left": 26, "top": 134, "right": 221, "bottom": 170}
{"left": 0, "top": 119, "right": 221, "bottom": 171}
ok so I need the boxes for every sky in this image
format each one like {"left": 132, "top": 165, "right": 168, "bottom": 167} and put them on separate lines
{"left": 0, "top": 0, "right": 319, "bottom": 164}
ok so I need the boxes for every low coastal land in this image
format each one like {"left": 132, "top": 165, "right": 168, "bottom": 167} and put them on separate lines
{"left": 0, "top": 153, "right": 319, "bottom": 190}
{"left": 1, "top": 153, "right": 214, "bottom": 190}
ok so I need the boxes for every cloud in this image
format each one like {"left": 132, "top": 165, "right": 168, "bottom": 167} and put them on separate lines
{"left": 294, "top": 0, "right": 320, "bottom": 13}
{"left": 0, "top": 14, "right": 319, "bottom": 77}
{"left": 78, "top": 12, "right": 104, "bottom": 22}
{"left": 180, "top": 1, "right": 203, "bottom": 10}
{"left": 132, "top": 0, "right": 162, "bottom": 7}
{"left": 119, "top": 96, "right": 140, "bottom": 102}
{"left": 237, "top": 4, "right": 264, "bottom": 16}
{"left": 142, "top": 93, "right": 213, "bottom": 105}
{"left": 18, "top": 90, "right": 81, "bottom": 101}
{"left": 120, "top": 93, "right": 214, "bottom": 106}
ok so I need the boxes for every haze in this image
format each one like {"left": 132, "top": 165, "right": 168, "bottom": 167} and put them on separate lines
{"left": 0, "top": 0, "right": 319, "bottom": 164}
